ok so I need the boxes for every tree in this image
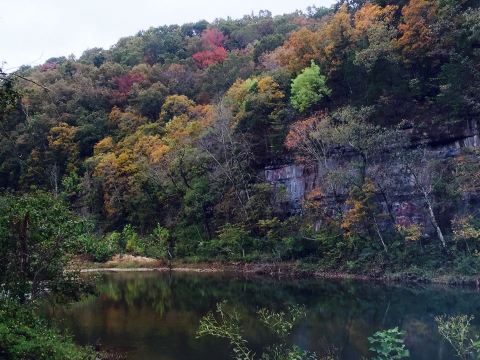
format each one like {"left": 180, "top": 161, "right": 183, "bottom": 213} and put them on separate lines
{"left": 47, "top": 122, "right": 79, "bottom": 172}
{"left": 108, "top": 107, "right": 149, "bottom": 136}
{"left": 225, "top": 76, "right": 286, "bottom": 161}
{"left": 112, "top": 71, "right": 144, "bottom": 103}
{"left": 0, "top": 68, "right": 19, "bottom": 119}
{"left": 399, "top": 147, "right": 447, "bottom": 249}
{"left": 290, "top": 61, "right": 331, "bottom": 113}
{"left": 129, "top": 82, "right": 168, "bottom": 120}
{"left": 286, "top": 107, "right": 404, "bottom": 250}
{"left": 197, "top": 104, "right": 253, "bottom": 222}
{"left": 271, "top": 27, "right": 319, "bottom": 73}
{"left": 341, "top": 180, "right": 389, "bottom": 253}
{"left": 353, "top": 3, "right": 399, "bottom": 71}
{"left": 317, "top": 4, "right": 355, "bottom": 75}
{"left": 253, "top": 34, "right": 284, "bottom": 63}
{"left": 396, "top": 0, "right": 439, "bottom": 62}
{"left": 159, "top": 95, "right": 195, "bottom": 123}
{"left": 0, "top": 191, "right": 87, "bottom": 302}
{"left": 192, "top": 28, "right": 228, "bottom": 68}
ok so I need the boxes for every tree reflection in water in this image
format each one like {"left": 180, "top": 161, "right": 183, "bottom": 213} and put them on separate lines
{"left": 44, "top": 272, "right": 480, "bottom": 360}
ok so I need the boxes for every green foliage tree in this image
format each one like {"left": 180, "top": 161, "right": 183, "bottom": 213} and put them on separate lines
{"left": 0, "top": 191, "right": 88, "bottom": 302}
{"left": 1, "top": 0, "right": 480, "bottom": 275}
{"left": 209, "top": 224, "right": 253, "bottom": 259}
{"left": 290, "top": 61, "right": 330, "bottom": 113}
{"left": 0, "top": 68, "right": 19, "bottom": 119}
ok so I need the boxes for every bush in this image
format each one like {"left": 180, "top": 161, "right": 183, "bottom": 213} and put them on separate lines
{"left": 453, "top": 256, "right": 480, "bottom": 276}
{"left": 121, "top": 224, "right": 144, "bottom": 255}
{"left": 143, "top": 224, "right": 170, "bottom": 259}
{"left": 80, "top": 232, "right": 119, "bottom": 262}
{"left": 95, "top": 235, "right": 119, "bottom": 262}
{"left": 435, "top": 314, "right": 480, "bottom": 360}
{"left": 206, "top": 224, "right": 254, "bottom": 259}
{"left": 0, "top": 191, "right": 88, "bottom": 301}
{"left": 197, "top": 302, "right": 317, "bottom": 360}
{"left": 0, "top": 301, "right": 95, "bottom": 360}
{"left": 172, "top": 224, "right": 205, "bottom": 257}
{"left": 368, "top": 327, "right": 409, "bottom": 360}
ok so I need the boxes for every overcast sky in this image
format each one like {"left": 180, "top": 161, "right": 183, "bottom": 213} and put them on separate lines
{"left": 0, "top": 0, "right": 335, "bottom": 71}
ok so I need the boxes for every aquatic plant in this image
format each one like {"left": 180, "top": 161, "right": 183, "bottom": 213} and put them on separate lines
{"left": 197, "top": 302, "right": 318, "bottom": 360}
{"left": 368, "top": 327, "right": 409, "bottom": 360}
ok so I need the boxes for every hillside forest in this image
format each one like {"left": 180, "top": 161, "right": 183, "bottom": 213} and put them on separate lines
{"left": 1, "top": 0, "right": 480, "bottom": 289}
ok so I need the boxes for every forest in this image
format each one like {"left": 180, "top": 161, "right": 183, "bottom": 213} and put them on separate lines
{"left": 1, "top": 0, "right": 480, "bottom": 356}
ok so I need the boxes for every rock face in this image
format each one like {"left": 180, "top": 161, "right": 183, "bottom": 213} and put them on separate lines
{"left": 265, "top": 165, "right": 305, "bottom": 208}
{"left": 265, "top": 121, "right": 480, "bottom": 231}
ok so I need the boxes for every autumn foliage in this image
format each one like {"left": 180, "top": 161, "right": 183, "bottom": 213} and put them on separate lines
{"left": 192, "top": 28, "right": 228, "bottom": 68}
{"left": 397, "top": 0, "right": 439, "bottom": 61}
{"left": 2, "top": 0, "right": 480, "bottom": 268}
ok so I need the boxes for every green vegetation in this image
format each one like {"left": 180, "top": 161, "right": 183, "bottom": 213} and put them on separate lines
{"left": 199, "top": 303, "right": 480, "bottom": 359}
{"left": 436, "top": 315, "right": 480, "bottom": 359}
{"left": 197, "top": 302, "right": 317, "bottom": 360}
{"left": 3, "top": 0, "right": 480, "bottom": 269}
{"left": 0, "top": 191, "right": 92, "bottom": 302}
{"left": 1, "top": 0, "right": 479, "bottom": 278}
{"left": 290, "top": 61, "right": 330, "bottom": 113}
{"left": 1, "top": 0, "right": 480, "bottom": 355}
{"left": 0, "top": 301, "right": 95, "bottom": 360}
{"left": 368, "top": 328, "right": 409, "bottom": 360}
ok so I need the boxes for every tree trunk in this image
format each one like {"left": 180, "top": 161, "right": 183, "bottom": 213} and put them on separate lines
{"left": 373, "top": 218, "right": 388, "bottom": 254}
{"left": 424, "top": 195, "right": 446, "bottom": 248}
{"left": 15, "top": 212, "right": 30, "bottom": 303}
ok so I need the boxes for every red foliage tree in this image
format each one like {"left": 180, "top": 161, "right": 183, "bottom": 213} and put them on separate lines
{"left": 40, "top": 62, "right": 58, "bottom": 72}
{"left": 201, "top": 28, "right": 226, "bottom": 49}
{"left": 115, "top": 72, "right": 144, "bottom": 94}
{"left": 193, "top": 28, "right": 228, "bottom": 68}
{"left": 111, "top": 72, "right": 144, "bottom": 104}
{"left": 193, "top": 47, "right": 228, "bottom": 68}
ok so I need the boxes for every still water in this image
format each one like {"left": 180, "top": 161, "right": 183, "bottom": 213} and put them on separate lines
{"left": 44, "top": 272, "right": 480, "bottom": 359}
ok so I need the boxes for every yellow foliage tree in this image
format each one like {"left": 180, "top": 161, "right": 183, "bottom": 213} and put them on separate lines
{"left": 48, "top": 122, "right": 79, "bottom": 172}
{"left": 317, "top": 4, "right": 354, "bottom": 75}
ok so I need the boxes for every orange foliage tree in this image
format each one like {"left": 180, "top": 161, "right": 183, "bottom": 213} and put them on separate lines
{"left": 397, "top": 0, "right": 439, "bottom": 62}
{"left": 271, "top": 27, "right": 320, "bottom": 74}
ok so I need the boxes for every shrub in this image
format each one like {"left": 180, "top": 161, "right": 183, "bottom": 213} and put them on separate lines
{"left": 453, "top": 256, "right": 480, "bottom": 276}
{"left": 0, "top": 301, "right": 95, "bottom": 360}
{"left": 208, "top": 224, "right": 254, "bottom": 259}
{"left": 94, "top": 235, "right": 119, "bottom": 262}
{"left": 143, "top": 224, "right": 170, "bottom": 259}
{"left": 0, "top": 191, "right": 88, "bottom": 301}
{"left": 435, "top": 314, "right": 480, "bottom": 360}
{"left": 197, "top": 302, "right": 316, "bottom": 360}
{"left": 368, "top": 327, "right": 410, "bottom": 360}
{"left": 80, "top": 232, "right": 119, "bottom": 262}
{"left": 121, "top": 224, "right": 143, "bottom": 255}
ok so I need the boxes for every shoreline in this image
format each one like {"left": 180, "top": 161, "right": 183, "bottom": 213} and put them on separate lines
{"left": 71, "top": 256, "right": 480, "bottom": 287}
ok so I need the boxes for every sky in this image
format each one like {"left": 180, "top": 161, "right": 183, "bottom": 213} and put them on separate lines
{"left": 0, "top": 0, "right": 335, "bottom": 71}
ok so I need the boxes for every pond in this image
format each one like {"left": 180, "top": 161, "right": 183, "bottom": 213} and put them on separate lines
{"left": 43, "top": 272, "right": 480, "bottom": 359}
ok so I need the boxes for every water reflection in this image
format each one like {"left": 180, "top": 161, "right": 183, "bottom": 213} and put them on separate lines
{"left": 44, "top": 272, "right": 480, "bottom": 360}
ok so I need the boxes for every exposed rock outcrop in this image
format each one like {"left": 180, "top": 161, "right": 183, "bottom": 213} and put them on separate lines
{"left": 265, "top": 121, "right": 480, "bottom": 232}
